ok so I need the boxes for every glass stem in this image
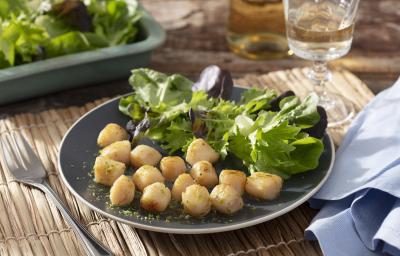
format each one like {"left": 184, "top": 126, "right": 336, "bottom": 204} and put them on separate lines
{"left": 309, "top": 61, "right": 332, "bottom": 101}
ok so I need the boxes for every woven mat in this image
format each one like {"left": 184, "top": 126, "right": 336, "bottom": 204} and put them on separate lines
{"left": 0, "top": 68, "right": 374, "bottom": 256}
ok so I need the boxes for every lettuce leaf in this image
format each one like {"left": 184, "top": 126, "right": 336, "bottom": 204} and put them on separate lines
{"left": 0, "top": 16, "right": 48, "bottom": 66}
{"left": 88, "top": 0, "right": 141, "bottom": 46}
{"left": 46, "top": 31, "right": 94, "bottom": 57}
{"left": 128, "top": 68, "right": 193, "bottom": 109}
{"left": 118, "top": 94, "right": 144, "bottom": 121}
{"left": 0, "top": 0, "right": 32, "bottom": 19}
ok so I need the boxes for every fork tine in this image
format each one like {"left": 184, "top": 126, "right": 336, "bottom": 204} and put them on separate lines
{"left": 10, "top": 132, "right": 29, "bottom": 169}
{"left": 0, "top": 133, "right": 20, "bottom": 170}
{"left": 11, "top": 132, "right": 36, "bottom": 169}
{"left": 1, "top": 131, "right": 47, "bottom": 182}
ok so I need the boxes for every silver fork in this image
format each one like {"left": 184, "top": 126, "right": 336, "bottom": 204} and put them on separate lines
{"left": 0, "top": 132, "right": 113, "bottom": 256}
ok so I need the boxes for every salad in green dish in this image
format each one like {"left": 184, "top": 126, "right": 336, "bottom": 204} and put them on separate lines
{"left": 0, "top": 0, "right": 141, "bottom": 68}
{"left": 118, "top": 66, "right": 328, "bottom": 179}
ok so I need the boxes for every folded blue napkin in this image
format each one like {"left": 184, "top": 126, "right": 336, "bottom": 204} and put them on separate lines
{"left": 305, "top": 77, "right": 400, "bottom": 256}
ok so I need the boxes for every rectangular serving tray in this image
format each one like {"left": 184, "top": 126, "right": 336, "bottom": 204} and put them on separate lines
{"left": 0, "top": 5, "right": 165, "bottom": 105}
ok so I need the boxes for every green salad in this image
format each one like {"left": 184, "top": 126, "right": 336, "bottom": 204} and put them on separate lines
{"left": 119, "top": 66, "right": 328, "bottom": 179}
{"left": 0, "top": 0, "right": 141, "bottom": 68}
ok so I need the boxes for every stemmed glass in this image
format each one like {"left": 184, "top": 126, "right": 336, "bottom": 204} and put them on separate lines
{"left": 283, "top": 0, "right": 360, "bottom": 127}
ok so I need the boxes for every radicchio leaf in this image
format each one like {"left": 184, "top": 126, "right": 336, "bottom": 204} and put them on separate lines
{"left": 189, "top": 108, "right": 207, "bottom": 138}
{"left": 125, "top": 116, "right": 151, "bottom": 142}
{"left": 51, "top": 0, "right": 92, "bottom": 32}
{"left": 192, "top": 65, "right": 233, "bottom": 100}
{"left": 303, "top": 106, "right": 328, "bottom": 139}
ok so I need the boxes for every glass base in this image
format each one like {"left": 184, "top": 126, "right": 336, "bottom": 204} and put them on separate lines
{"left": 318, "top": 91, "right": 355, "bottom": 127}
{"left": 226, "top": 32, "right": 290, "bottom": 60}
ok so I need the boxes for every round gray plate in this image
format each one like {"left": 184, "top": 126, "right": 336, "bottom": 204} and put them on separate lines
{"left": 58, "top": 87, "right": 335, "bottom": 234}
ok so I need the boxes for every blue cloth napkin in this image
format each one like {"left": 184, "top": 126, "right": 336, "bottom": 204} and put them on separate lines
{"left": 305, "top": 77, "right": 400, "bottom": 256}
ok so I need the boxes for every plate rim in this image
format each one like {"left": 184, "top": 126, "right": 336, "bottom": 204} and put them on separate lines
{"left": 58, "top": 91, "right": 336, "bottom": 234}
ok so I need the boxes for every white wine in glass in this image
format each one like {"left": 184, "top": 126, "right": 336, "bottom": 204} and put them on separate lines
{"left": 283, "top": 0, "right": 360, "bottom": 127}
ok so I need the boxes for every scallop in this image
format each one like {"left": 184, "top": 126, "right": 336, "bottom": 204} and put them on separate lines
{"left": 190, "top": 160, "right": 218, "bottom": 188}
{"left": 93, "top": 156, "right": 125, "bottom": 186}
{"left": 140, "top": 182, "right": 171, "bottom": 212}
{"left": 210, "top": 184, "right": 243, "bottom": 214}
{"left": 219, "top": 169, "right": 247, "bottom": 195}
{"left": 245, "top": 172, "right": 283, "bottom": 200}
{"left": 160, "top": 156, "right": 186, "bottom": 181}
{"left": 171, "top": 173, "right": 195, "bottom": 201}
{"left": 100, "top": 140, "right": 131, "bottom": 165}
{"left": 109, "top": 175, "right": 135, "bottom": 206}
{"left": 181, "top": 184, "right": 211, "bottom": 217}
{"left": 133, "top": 165, "right": 165, "bottom": 191}
{"left": 97, "top": 123, "right": 129, "bottom": 147}
{"left": 130, "top": 144, "right": 162, "bottom": 168}
{"left": 185, "top": 138, "right": 219, "bottom": 165}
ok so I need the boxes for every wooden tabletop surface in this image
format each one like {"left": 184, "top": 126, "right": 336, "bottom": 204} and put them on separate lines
{"left": 1, "top": 0, "right": 399, "bottom": 113}
{"left": 142, "top": 0, "right": 400, "bottom": 93}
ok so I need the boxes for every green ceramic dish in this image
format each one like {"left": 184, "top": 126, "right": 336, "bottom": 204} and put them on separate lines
{"left": 0, "top": 5, "right": 165, "bottom": 105}
{"left": 58, "top": 86, "right": 335, "bottom": 234}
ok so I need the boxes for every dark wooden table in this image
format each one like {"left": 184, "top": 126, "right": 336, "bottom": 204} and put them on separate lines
{"left": 1, "top": 0, "right": 399, "bottom": 116}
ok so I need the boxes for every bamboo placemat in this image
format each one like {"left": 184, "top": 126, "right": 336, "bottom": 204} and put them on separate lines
{"left": 0, "top": 68, "right": 374, "bottom": 256}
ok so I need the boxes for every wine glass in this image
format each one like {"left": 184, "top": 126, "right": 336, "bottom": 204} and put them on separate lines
{"left": 283, "top": 0, "right": 360, "bottom": 127}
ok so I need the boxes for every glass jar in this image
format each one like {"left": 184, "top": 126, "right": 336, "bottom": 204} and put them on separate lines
{"left": 227, "top": 0, "right": 290, "bottom": 59}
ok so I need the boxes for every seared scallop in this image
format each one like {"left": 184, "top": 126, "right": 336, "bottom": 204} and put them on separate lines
{"left": 181, "top": 184, "right": 211, "bottom": 217}
{"left": 101, "top": 140, "right": 131, "bottom": 165}
{"left": 93, "top": 156, "right": 125, "bottom": 186}
{"left": 210, "top": 184, "right": 243, "bottom": 214}
{"left": 219, "top": 169, "right": 247, "bottom": 195}
{"left": 140, "top": 182, "right": 171, "bottom": 212}
{"left": 130, "top": 144, "right": 162, "bottom": 168}
{"left": 245, "top": 172, "right": 283, "bottom": 200}
{"left": 97, "top": 123, "right": 129, "bottom": 147}
{"left": 133, "top": 165, "right": 165, "bottom": 191}
{"left": 171, "top": 173, "right": 195, "bottom": 201}
{"left": 160, "top": 156, "right": 186, "bottom": 181}
{"left": 110, "top": 175, "right": 135, "bottom": 206}
{"left": 190, "top": 160, "right": 218, "bottom": 188}
{"left": 185, "top": 138, "right": 219, "bottom": 165}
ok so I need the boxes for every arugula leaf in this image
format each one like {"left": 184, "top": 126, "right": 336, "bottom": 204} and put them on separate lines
{"left": 240, "top": 88, "right": 277, "bottom": 114}
{"left": 276, "top": 93, "right": 320, "bottom": 128}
